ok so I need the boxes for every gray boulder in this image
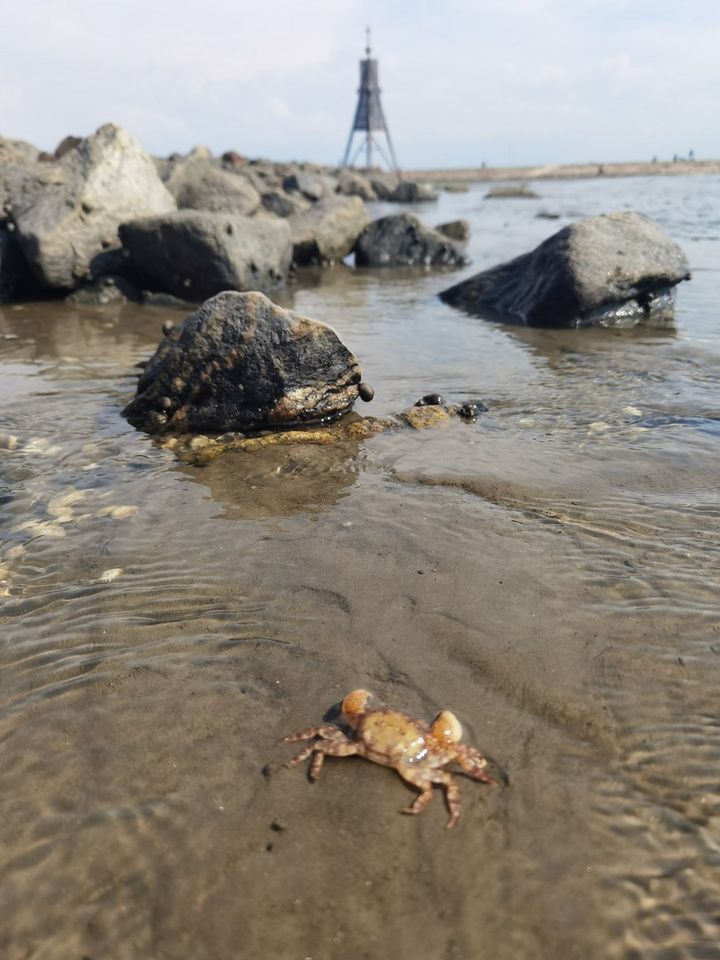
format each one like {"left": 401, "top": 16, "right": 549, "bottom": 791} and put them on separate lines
{"left": 260, "top": 190, "right": 310, "bottom": 218}
{"left": 440, "top": 212, "right": 691, "bottom": 328}
{"left": 436, "top": 219, "right": 470, "bottom": 243}
{"left": 388, "top": 180, "right": 438, "bottom": 203}
{"left": 354, "top": 214, "right": 468, "bottom": 268}
{"left": 11, "top": 124, "right": 176, "bottom": 291}
{"left": 119, "top": 210, "right": 292, "bottom": 301}
{"left": 336, "top": 169, "right": 378, "bottom": 202}
{"left": 283, "top": 170, "right": 332, "bottom": 202}
{"left": 290, "top": 196, "right": 370, "bottom": 266}
{"left": 166, "top": 149, "right": 260, "bottom": 216}
{"left": 123, "top": 290, "right": 362, "bottom": 434}
{"left": 0, "top": 136, "right": 40, "bottom": 166}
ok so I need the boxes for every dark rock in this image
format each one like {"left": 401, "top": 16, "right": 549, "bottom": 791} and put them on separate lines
{"left": 484, "top": 184, "right": 538, "bottom": 199}
{"left": 290, "top": 196, "right": 370, "bottom": 266}
{"left": 436, "top": 219, "right": 470, "bottom": 243}
{"left": 260, "top": 190, "right": 309, "bottom": 218}
{"left": 65, "top": 274, "right": 139, "bottom": 305}
{"left": 457, "top": 401, "right": 488, "bottom": 419}
{"left": 11, "top": 124, "right": 176, "bottom": 291}
{"left": 166, "top": 149, "right": 260, "bottom": 216}
{"left": 440, "top": 212, "right": 691, "bottom": 328}
{"left": 388, "top": 180, "right": 438, "bottom": 203}
{"left": 370, "top": 178, "right": 394, "bottom": 200}
{"left": 123, "top": 290, "right": 362, "bottom": 434}
{"left": 221, "top": 151, "right": 246, "bottom": 168}
{"left": 1, "top": 220, "right": 33, "bottom": 302}
{"left": 415, "top": 393, "right": 445, "bottom": 406}
{"left": 358, "top": 382, "right": 374, "bottom": 402}
{"left": 354, "top": 214, "right": 467, "bottom": 268}
{"left": 120, "top": 210, "right": 292, "bottom": 301}
{"left": 54, "top": 135, "right": 82, "bottom": 160}
{"left": 336, "top": 169, "right": 378, "bottom": 202}
{"left": 536, "top": 211, "right": 560, "bottom": 220}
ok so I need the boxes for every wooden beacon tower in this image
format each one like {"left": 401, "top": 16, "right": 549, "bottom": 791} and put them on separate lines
{"left": 341, "top": 29, "right": 400, "bottom": 176}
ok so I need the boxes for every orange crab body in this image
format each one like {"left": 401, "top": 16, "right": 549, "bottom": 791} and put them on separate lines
{"left": 283, "top": 690, "right": 498, "bottom": 829}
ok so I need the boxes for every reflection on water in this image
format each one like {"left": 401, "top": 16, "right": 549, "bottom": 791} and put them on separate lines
{"left": 2, "top": 175, "right": 720, "bottom": 959}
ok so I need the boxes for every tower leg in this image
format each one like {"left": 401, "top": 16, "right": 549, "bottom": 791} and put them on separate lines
{"left": 341, "top": 127, "right": 356, "bottom": 168}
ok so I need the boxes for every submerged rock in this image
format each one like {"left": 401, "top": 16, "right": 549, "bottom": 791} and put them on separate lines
{"left": 484, "top": 184, "right": 538, "bottom": 199}
{"left": 354, "top": 214, "right": 468, "bottom": 268}
{"left": 123, "top": 291, "right": 363, "bottom": 434}
{"left": 440, "top": 212, "right": 691, "bottom": 328}
{"left": 388, "top": 180, "right": 438, "bottom": 203}
{"left": 119, "top": 210, "right": 292, "bottom": 300}
{"left": 290, "top": 196, "right": 370, "bottom": 266}
{"left": 12, "top": 124, "right": 176, "bottom": 291}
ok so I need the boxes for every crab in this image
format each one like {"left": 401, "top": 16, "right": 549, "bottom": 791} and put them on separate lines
{"left": 283, "top": 689, "right": 497, "bottom": 829}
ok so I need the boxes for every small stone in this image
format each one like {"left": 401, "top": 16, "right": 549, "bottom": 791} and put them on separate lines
{"left": 358, "top": 382, "right": 374, "bottom": 402}
{"left": 162, "top": 320, "right": 175, "bottom": 336}
{"left": 189, "top": 435, "right": 211, "bottom": 450}
{"left": 97, "top": 567, "right": 123, "bottom": 583}
{"left": 457, "top": 401, "right": 488, "bottom": 419}
{"left": 0, "top": 434, "right": 20, "bottom": 450}
{"left": 415, "top": 393, "right": 444, "bottom": 407}
{"left": 159, "top": 396, "right": 172, "bottom": 410}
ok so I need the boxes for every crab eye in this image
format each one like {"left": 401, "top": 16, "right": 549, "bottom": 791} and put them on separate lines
{"left": 341, "top": 689, "right": 371, "bottom": 726}
{"left": 432, "top": 710, "right": 462, "bottom": 744}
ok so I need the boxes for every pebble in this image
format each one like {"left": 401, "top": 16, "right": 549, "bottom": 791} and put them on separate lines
{"left": 162, "top": 320, "right": 175, "bottom": 336}
{"left": 98, "top": 505, "right": 139, "bottom": 520}
{"left": 96, "top": 568, "right": 123, "bottom": 583}
{"left": 18, "top": 519, "right": 67, "bottom": 538}
{"left": 189, "top": 435, "right": 212, "bottom": 450}
{"left": 0, "top": 433, "right": 19, "bottom": 451}
{"left": 358, "top": 383, "right": 374, "bottom": 402}
{"left": 47, "top": 490, "right": 87, "bottom": 521}
{"left": 415, "top": 393, "right": 445, "bottom": 407}
{"left": 457, "top": 401, "right": 488, "bottom": 419}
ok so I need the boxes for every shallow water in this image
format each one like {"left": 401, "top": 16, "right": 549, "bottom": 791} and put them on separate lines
{"left": 1, "top": 176, "right": 720, "bottom": 960}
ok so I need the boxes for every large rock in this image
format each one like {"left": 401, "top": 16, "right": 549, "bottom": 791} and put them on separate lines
{"left": 11, "top": 124, "right": 176, "bottom": 291}
{"left": 290, "top": 196, "right": 370, "bottom": 266}
{"left": 166, "top": 148, "right": 260, "bottom": 216}
{"left": 440, "top": 212, "right": 691, "bottom": 328}
{"left": 123, "top": 291, "right": 362, "bottom": 434}
{"left": 119, "top": 210, "right": 292, "bottom": 301}
{"left": 354, "top": 213, "right": 468, "bottom": 268}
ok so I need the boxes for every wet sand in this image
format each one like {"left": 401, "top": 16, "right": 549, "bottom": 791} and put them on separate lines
{"left": 2, "top": 175, "right": 720, "bottom": 959}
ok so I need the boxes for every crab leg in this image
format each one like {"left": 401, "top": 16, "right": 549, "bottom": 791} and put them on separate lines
{"left": 454, "top": 744, "right": 497, "bottom": 784}
{"left": 283, "top": 724, "right": 348, "bottom": 744}
{"left": 432, "top": 771, "right": 462, "bottom": 829}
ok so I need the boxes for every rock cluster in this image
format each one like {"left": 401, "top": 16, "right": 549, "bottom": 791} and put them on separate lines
{"left": 0, "top": 124, "right": 445, "bottom": 304}
{"left": 440, "top": 212, "right": 690, "bottom": 328}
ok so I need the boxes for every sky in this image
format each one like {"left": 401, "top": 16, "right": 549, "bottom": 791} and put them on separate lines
{"left": 2, "top": 0, "right": 719, "bottom": 169}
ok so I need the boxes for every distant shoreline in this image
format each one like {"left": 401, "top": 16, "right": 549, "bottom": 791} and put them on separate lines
{"left": 408, "top": 159, "right": 720, "bottom": 184}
